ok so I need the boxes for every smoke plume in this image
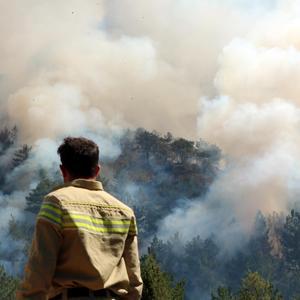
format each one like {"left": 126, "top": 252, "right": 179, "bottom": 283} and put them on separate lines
{"left": 1, "top": 0, "right": 300, "bottom": 258}
{"left": 0, "top": 0, "right": 263, "bottom": 142}
{"left": 159, "top": 0, "right": 300, "bottom": 247}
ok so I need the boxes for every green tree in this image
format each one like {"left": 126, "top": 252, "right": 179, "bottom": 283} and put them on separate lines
{"left": 141, "top": 252, "right": 185, "bottom": 300}
{"left": 0, "top": 126, "right": 17, "bottom": 155}
{"left": 213, "top": 272, "right": 283, "bottom": 300}
{"left": 183, "top": 236, "right": 220, "bottom": 292}
{"left": 238, "top": 272, "right": 282, "bottom": 300}
{"left": 211, "top": 287, "right": 234, "bottom": 300}
{"left": 25, "top": 173, "right": 59, "bottom": 214}
{"left": 0, "top": 265, "right": 19, "bottom": 300}
{"left": 11, "top": 144, "right": 31, "bottom": 169}
{"left": 135, "top": 129, "right": 160, "bottom": 163}
{"left": 282, "top": 210, "right": 300, "bottom": 271}
{"left": 171, "top": 138, "right": 194, "bottom": 164}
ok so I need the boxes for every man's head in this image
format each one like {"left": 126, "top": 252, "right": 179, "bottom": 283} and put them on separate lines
{"left": 57, "top": 137, "right": 100, "bottom": 182}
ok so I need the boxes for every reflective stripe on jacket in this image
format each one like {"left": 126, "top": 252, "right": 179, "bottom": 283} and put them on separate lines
{"left": 17, "top": 179, "right": 143, "bottom": 300}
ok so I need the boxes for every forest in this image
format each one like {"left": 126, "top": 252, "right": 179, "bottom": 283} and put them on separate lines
{"left": 0, "top": 126, "right": 300, "bottom": 299}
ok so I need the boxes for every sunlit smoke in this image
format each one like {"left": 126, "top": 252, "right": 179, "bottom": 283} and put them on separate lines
{"left": 0, "top": 0, "right": 261, "bottom": 142}
{"left": 160, "top": 0, "right": 300, "bottom": 246}
{"left": 2, "top": 0, "right": 300, "bottom": 259}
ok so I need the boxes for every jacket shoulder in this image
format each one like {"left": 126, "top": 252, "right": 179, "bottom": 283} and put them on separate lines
{"left": 45, "top": 185, "right": 72, "bottom": 199}
{"left": 100, "top": 190, "right": 134, "bottom": 214}
{"left": 45, "top": 186, "right": 135, "bottom": 216}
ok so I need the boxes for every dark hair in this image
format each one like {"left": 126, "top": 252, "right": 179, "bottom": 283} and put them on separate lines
{"left": 57, "top": 137, "right": 99, "bottom": 178}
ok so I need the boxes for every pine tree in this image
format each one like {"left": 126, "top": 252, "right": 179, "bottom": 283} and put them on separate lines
{"left": 25, "top": 173, "right": 59, "bottom": 214}
{"left": 0, "top": 265, "right": 19, "bottom": 300}
{"left": 212, "top": 272, "right": 283, "bottom": 300}
{"left": 238, "top": 272, "right": 282, "bottom": 300}
{"left": 141, "top": 251, "right": 185, "bottom": 300}
{"left": 211, "top": 287, "right": 235, "bottom": 300}
{"left": 11, "top": 145, "right": 31, "bottom": 169}
{"left": 0, "top": 126, "right": 17, "bottom": 155}
{"left": 282, "top": 210, "right": 300, "bottom": 271}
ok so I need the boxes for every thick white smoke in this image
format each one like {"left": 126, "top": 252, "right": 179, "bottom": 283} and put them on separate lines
{"left": 2, "top": 0, "right": 300, "bottom": 254}
{"left": 0, "top": 0, "right": 262, "bottom": 142}
{"left": 159, "top": 0, "right": 300, "bottom": 247}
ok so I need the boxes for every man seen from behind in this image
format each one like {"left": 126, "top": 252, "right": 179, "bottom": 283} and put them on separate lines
{"left": 17, "top": 137, "right": 143, "bottom": 300}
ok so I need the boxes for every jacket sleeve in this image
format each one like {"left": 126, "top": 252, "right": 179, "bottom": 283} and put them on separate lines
{"left": 123, "top": 215, "right": 143, "bottom": 300}
{"left": 16, "top": 196, "right": 63, "bottom": 300}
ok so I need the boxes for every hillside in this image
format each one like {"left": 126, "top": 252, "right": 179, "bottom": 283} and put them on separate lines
{"left": 0, "top": 127, "right": 300, "bottom": 299}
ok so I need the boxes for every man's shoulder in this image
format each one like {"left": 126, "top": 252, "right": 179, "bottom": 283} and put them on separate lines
{"left": 45, "top": 185, "right": 75, "bottom": 200}
{"left": 100, "top": 190, "right": 134, "bottom": 214}
{"left": 45, "top": 185, "right": 135, "bottom": 215}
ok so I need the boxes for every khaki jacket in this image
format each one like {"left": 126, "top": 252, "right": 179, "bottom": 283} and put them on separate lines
{"left": 17, "top": 179, "right": 143, "bottom": 300}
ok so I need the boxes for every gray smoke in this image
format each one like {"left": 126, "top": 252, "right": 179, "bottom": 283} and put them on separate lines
{"left": 159, "top": 0, "right": 300, "bottom": 249}
{"left": 0, "top": 0, "right": 266, "bottom": 142}
{"left": 1, "top": 0, "right": 299, "bottom": 268}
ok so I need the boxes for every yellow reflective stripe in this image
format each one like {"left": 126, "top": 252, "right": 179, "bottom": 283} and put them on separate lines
{"left": 62, "top": 213, "right": 131, "bottom": 234}
{"left": 63, "top": 221, "right": 129, "bottom": 233}
{"left": 64, "top": 213, "right": 131, "bottom": 226}
{"left": 39, "top": 211, "right": 62, "bottom": 226}
{"left": 41, "top": 203, "right": 62, "bottom": 215}
{"left": 43, "top": 201, "right": 61, "bottom": 208}
{"left": 39, "top": 202, "right": 62, "bottom": 225}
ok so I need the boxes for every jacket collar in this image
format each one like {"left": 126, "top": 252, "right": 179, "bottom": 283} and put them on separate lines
{"left": 70, "top": 179, "right": 103, "bottom": 191}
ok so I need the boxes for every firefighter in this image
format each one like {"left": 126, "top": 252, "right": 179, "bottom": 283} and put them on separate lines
{"left": 17, "top": 137, "right": 143, "bottom": 300}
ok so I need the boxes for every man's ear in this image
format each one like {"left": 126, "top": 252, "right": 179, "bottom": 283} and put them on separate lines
{"left": 60, "top": 164, "right": 67, "bottom": 178}
{"left": 95, "top": 164, "right": 100, "bottom": 178}
{"left": 60, "top": 164, "right": 73, "bottom": 182}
